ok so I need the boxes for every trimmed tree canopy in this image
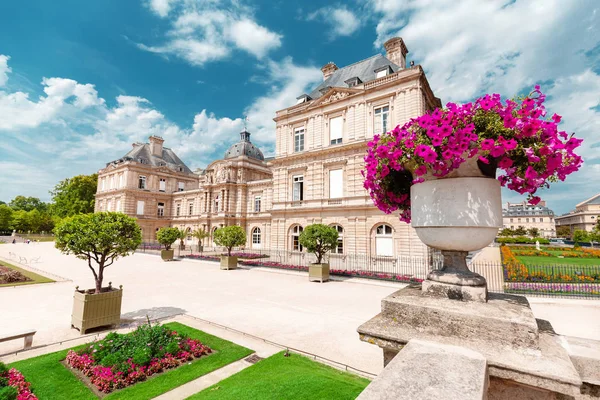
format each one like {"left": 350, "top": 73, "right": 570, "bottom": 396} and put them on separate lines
{"left": 299, "top": 224, "right": 338, "bottom": 264}
{"left": 156, "top": 227, "right": 180, "bottom": 251}
{"left": 54, "top": 212, "right": 141, "bottom": 293}
{"left": 213, "top": 226, "right": 246, "bottom": 256}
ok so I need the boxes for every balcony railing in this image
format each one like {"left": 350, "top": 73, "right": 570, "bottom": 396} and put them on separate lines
{"left": 272, "top": 196, "right": 371, "bottom": 210}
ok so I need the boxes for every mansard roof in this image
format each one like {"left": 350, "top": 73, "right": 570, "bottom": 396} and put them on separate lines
{"left": 307, "top": 54, "right": 400, "bottom": 100}
{"left": 113, "top": 143, "right": 194, "bottom": 174}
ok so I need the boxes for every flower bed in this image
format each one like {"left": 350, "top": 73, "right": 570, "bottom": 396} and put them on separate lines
{"left": 0, "top": 265, "right": 31, "bottom": 285}
{"left": 224, "top": 252, "right": 269, "bottom": 259}
{"left": 0, "top": 362, "right": 37, "bottom": 400}
{"left": 505, "top": 282, "right": 600, "bottom": 296}
{"left": 65, "top": 324, "right": 211, "bottom": 394}
{"left": 511, "top": 249, "right": 552, "bottom": 257}
{"left": 238, "top": 260, "right": 422, "bottom": 283}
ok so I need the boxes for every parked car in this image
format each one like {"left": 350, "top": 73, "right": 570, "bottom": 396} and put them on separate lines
{"left": 549, "top": 238, "right": 566, "bottom": 246}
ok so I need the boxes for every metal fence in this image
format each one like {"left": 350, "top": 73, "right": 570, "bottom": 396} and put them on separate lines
{"left": 136, "top": 243, "right": 600, "bottom": 299}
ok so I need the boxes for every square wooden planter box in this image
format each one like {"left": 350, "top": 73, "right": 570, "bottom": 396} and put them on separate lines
{"left": 309, "top": 263, "right": 330, "bottom": 283}
{"left": 72, "top": 287, "right": 123, "bottom": 334}
{"left": 220, "top": 256, "right": 238, "bottom": 270}
{"left": 161, "top": 249, "right": 174, "bottom": 261}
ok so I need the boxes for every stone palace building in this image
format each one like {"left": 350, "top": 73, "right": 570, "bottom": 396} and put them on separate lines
{"left": 94, "top": 37, "right": 441, "bottom": 259}
{"left": 555, "top": 193, "right": 600, "bottom": 233}
{"left": 501, "top": 200, "right": 556, "bottom": 238}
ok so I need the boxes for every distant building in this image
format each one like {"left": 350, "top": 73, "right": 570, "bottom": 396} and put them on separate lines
{"left": 555, "top": 193, "right": 600, "bottom": 233}
{"left": 94, "top": 37, "right": 442, "bottom": 259}
{"left": 502, "top": 200, "right": 556, "bottom": 238}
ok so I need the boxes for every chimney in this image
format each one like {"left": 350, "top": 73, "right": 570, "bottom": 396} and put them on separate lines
{"left": 321, "top": 62, "right": 338, "bottom": 81}
{"left": 148, "top": 135, "right": 164, "bottom": 157}
{"left": 384, "top": 37, "right": 409, "bottom": 69}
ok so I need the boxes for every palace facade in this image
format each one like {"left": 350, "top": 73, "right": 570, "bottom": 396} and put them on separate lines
{"left": 501, "top": 200, "right": 556, "bottom": 238}
{"left": 94, "top": 37, "right": 441, "bottom": 258}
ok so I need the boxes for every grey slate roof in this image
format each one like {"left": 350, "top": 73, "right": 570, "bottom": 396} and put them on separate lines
{"left": 115, "top": 143, "right": 194, "bottom": 174}
{"left": 224, "top": 130, "right": 265, "bottom": 161}
{"left": 503, "top": 204, "right": 555, "bottom": 217}
{"left": 580, "top": 193, "right": 600, "bottom": 206}
{"left": 307, "top": 54, "right": 401, "bottom": 100}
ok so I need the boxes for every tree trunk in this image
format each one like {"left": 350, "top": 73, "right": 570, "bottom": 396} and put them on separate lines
{"left": 228, "top": 247, "right": 232, "bottom": 256}
{"left": 95, "top": 267, "right": 103, "bottom": 294}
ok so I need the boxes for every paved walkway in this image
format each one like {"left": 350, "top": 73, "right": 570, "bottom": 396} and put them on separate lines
{"left": 1, "top": 242, "right": 599, "bottom": 377}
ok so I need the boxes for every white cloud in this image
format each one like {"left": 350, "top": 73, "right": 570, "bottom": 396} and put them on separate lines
{"left": 148, "top": 0, "right": 175, "bottom": 17}
{"left": 307, "top": 6, "right": 361, "bottom": 39}
{"left": 0, "top": 55, "right": 11, "bottom": 87}
{"left": 138, "top": 1, "right": 282, "bottom": 66}
{"left": 227, "top": 19, "right": 282, "bottom": 58}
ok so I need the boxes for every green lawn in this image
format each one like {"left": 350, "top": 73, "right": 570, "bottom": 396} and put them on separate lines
{"left": 9, "top": 322, "right": 253, "bottom": 400}
{"left": 188, "top": 351, "right": 370, "bottom": 400}
{"left": 19, "top": 234, "right": 55, "bottom": 242}
{"left": 516, "top": 256, "right": 600, "bottom": 267}
{"left": 0, "top": 260, "right": 54, "bottom": 287}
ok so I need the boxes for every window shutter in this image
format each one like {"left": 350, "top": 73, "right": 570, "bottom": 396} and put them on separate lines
{"left": 293, "top": 183, "right": 300, "bottom": 201}
{"left": 136, "top": 201, "right": 144, "bottom": 215}
{"left": 330, "top": 117, "right": 343, "bottom": 142}
{"left": 159, "top": 180, "right": 166, "bottom": 191}
{"left": 376, "top": 237, "right": 393, "bottom": 256}
{"left": 329, "top": 169, "right": 343, "bottom": 198}
{"left": 374, "top": 112, "right": 382, "bottom": 135}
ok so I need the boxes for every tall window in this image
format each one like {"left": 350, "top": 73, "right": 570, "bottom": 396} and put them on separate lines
{"left": 116, "top": 199, "right": 121, "bottom": 212}
{"left": 106, "top": 199, "right": 112, "bottom": 211}
{"left": 214, "top": 195, "right": 220, "bottom": 212}
{"left": 119, "top": 174, "right": 124, "bottom": 188}
{"left": 176, "top": 203, "right": 181, "bottom": 216}
{"left": 159, "top": 178, "right": 166, "bottom": 192}
{"left": 252, "top": 227, "right": 261, "bottom": 248}
{"left": 188, "top": 202, "right": 194, "bottom": 216}
{"left": 329, "top": 169, "right": 343, "bottom": 198}
{"left": 293, "top": 175, "right": 304, "bottom": 201}
{"left": 138, "top": 175, "right": 146, "bottom": 189}
{"left": 109, "top": 176, "right": 114, "bottom": 189}
{"left": 157, "top": 202, "right": 165, "bottom": 217}
{"left": 294, "top": 128, "right": 305, "bottom": 152}
{"left": 178, "top": 182, "right": 185, "bottom": 192}
{"left": 136, "top": 200, "right": 144, "bottom": 215}
{"left": 254, "top": 196, "right": 261, "bottom": 212}
{"left": 332, "top": 225, "right": 344, "bottom": 254}
{"left": 101, "top": 178, "right": 106, "bottom": 191}
{"left": 375, "top": 224, "right": 393, "bottom": 257}
{"left": 374, "top": 105, "right": 389, "bottom": 135}
{"left": 329, "top": 116, "right": 343, "bottom": 145}
{"left": 291, "top": 225, "right": 303, "bottom": 251}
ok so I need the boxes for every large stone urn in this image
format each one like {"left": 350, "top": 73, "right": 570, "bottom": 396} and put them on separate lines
{"left": 411, "top": 160, "right": 502, "bottom": 302}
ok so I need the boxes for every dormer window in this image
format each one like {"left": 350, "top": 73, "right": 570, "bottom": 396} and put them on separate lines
{"left": 344, "top": 77, "right": 362, "bottom": 88}
{"left": 374, "top": 66, "right": 393, "bottom": 79}
{"left": 296, "top": 94, "right": 312, "bottom": 104}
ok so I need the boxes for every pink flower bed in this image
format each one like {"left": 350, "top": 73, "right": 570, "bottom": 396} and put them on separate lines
{"left": 2, "top": 368, "right": 38, "bottom": 400}
{"left": 66, "top": 336, "right": 211, "bottom": 394}
{"left": 224, "top": 252, "right": 269, "bottom": 259}
{"left": 183, "top": 254, "right": 220, "bottom": 262}
{"left": 238, "top": 260, "right": 421, "bottom": 283}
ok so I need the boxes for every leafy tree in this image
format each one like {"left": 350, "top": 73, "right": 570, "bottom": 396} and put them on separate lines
{"left": 54, "top": 212, "right": 141, "bottom": 293}
{"left": 556, "top": 226, "right": 571, "bottom": 238}
{"left": 527, "top": 227, "right": 540, "bottom": 238}
{"left": 0, "top": 204, "right": 13, "bottom": 231}
{"left": 10, "top": 210, "right": 30, "bottom": 232}
{"left": 299, "top": 224, "right": 339, "bottom": 264}
{"left": 50, "top": 173, "right": 98, "bottom": 218}
{"left": 176, "top": 228, "right": 188, "bottom": 249}
{"left": 9, "top": 195, "right": 47, "bottom": 212}
{"left": 572, "top": 230, "right": 589, "bottom": 244}
{"left": 499, "top": 228, "right": 514, "bottom": 237}
{"left": 156, "top": 227, "right": 180, "bottom": 251}
{"left": 213, "top": 226, "right": 246, "bottom": 256}
{"left": 514, "top": 226, "right": 527, "bottom": 236}
{"left": 191, "top": 228, "right": 210, "bottom": 251}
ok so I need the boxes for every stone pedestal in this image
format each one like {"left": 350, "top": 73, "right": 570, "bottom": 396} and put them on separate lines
{"left": 358, "top": 286, "right": 586, "bottom": 398}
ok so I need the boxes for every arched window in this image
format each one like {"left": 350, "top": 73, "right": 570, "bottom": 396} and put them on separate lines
{"left": 375, "top": 224, "right": 393, "bottom": 257}
{"left": 291, "top": 225, "right": 303, "bottom": 251}
{"left": 331, "top": 225, "right": 344, "bottom": 254}
{"left": 252, "top": 227, "right": 261, "bottom": 248}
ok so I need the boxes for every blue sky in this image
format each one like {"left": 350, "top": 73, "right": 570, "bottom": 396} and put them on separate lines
{"left": 0, "top": 0, "right": 598, "bottom": 215}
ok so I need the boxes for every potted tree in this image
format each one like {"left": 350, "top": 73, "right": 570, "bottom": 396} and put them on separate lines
{"left": 177, "top": 228, "right": 187, "bottom": 250}
{"left": 213, "top": 226, "right": 246, "bottom": 270}
{"left": 54, "top": 212, "right": 141, "bottom": 334}
{"left": 156, "top": 227, "right": 180, "bottom": 261}
{"left": 299, "top": 224, "right": 338, "bottom": 283}
{"left": 364, "top": 86, "right": 582, "bottom": 301}
{"left": 191, "top": 228, "right": 210, "bottom": 253}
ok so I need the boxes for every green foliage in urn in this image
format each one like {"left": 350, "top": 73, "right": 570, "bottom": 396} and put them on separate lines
{"left": 54, "top": 212, "right": 142, "bottom": 293}
{"left": 156, "top": 227, "right": 181, "bottom": 251}
{"left": 299, "top": 224, "right": 339, "bottom": 264}
{"left": 213, "top": 226, "right": 246, "bottom": 256}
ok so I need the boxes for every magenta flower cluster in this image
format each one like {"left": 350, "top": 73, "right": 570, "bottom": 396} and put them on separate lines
{"left": 3, "top": 368, "right": 38, "bottom": 400}
{"left": 66, "top": 336, "right": 211, "bottom": 394}
{"left": 363, "top": 86, "right": 583, "bottom": 223}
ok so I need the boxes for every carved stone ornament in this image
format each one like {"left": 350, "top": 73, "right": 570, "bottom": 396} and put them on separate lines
{"left": 321, "top": 91, "right": 350, "bottom": 105}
